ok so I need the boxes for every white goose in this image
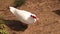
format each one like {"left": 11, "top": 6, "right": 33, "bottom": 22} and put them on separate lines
{"left": 9, "top": 7, "right": 38, "bottom": 25}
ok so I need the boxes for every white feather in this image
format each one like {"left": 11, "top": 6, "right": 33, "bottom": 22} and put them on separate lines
{"left": 9, "top": 7, "right": 37, "bottom": 24}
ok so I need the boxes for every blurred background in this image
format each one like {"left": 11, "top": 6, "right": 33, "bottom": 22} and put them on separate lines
{"left": 0, "top": 0, "right": 60, "bottom": 34}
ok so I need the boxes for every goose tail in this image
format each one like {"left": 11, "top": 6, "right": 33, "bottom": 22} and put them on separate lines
{"left": 9, "top": 7, "right": 16, "bottom": 14}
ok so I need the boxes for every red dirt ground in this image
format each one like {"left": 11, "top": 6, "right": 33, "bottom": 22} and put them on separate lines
{"left": 0, "top": 0, "right": 60, "bottom": 34}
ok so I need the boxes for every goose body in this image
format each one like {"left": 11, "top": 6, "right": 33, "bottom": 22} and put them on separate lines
{"left": 9, "top": 7, "right": 37, "bottom": 24}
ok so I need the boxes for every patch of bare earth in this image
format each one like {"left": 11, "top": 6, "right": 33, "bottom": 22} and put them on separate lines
{"left": 0, "top": 0, "right": 60, "bottom": 34}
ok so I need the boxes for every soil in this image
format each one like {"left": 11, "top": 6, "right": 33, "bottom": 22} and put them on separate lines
{"left": 0, "top": 0, "right": 60, "bottom": 34}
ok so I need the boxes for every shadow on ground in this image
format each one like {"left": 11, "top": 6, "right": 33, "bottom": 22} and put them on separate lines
{"left": 2, "top": 20, "right": 28, "bottom": 31}
{"left": 53, "top": 10, "right": 60, "bottom": 16}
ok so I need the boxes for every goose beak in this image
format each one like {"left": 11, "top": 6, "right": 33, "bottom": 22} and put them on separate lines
{"left": 36, "top": 17, "right": 39, "bottom": 20}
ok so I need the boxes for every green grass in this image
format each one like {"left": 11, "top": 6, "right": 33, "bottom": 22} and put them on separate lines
{"left": 0, "top": 20, "right": 9, "bottom": 34}
{"left": 13, "top": 0, "right": 25, "bottom": 7}
{"left": 0, "top": 15, "right": 9, "bottom": 34}
{"left": 0, "top": 24, "right": 4, "bottom": 29}
{"left": 0, "top": 30, "right": 9, "bottom": 34}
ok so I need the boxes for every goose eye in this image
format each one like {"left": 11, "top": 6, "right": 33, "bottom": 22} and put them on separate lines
{"left": 30, "top": 15, "right": 36, "bottom": 19}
